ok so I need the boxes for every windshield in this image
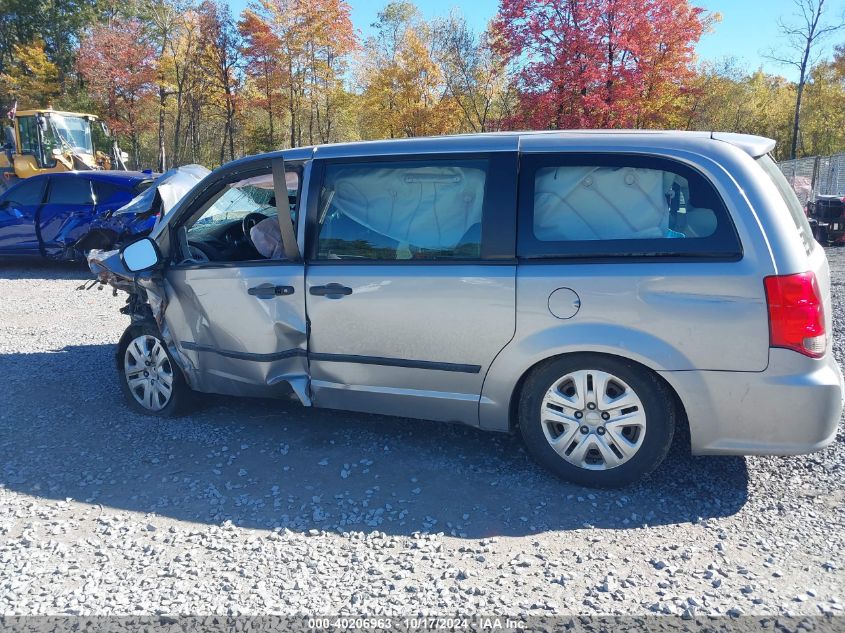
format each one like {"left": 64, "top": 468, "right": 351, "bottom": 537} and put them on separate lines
{"left": 49, "top": 114, "right": 94, "bottom": 154}
{"left": 192, "top": 184, "right": 276, "bottom": 230}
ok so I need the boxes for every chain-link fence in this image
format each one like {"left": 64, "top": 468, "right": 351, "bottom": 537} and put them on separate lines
{"left": 779, "top": 154, "right": 845, "bottom": 205}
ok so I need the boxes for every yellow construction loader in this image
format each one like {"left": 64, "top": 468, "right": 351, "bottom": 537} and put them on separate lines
{"left": 0, "top": 106, "right": 128, "bottom": 192}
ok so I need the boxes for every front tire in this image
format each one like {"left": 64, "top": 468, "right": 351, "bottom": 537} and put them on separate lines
{"left": 518, "top": 354, "right": 675, "bottom": 488}
{"left": 117, "top": 324, "right": 191, "bottom": 416}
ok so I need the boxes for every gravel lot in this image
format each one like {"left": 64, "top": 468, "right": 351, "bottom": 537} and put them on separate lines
{"left": 0, "top": 251, "right": 843, "bottom": 620}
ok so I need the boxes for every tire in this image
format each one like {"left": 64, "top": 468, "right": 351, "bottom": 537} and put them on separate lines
{"left": 518, "top": 354, "right": 675, "bottom": 488}
{"left": 117, "top": 323, "right": 191, "bottom": 417}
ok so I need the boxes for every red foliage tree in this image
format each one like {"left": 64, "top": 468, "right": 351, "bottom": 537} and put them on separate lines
{"left": 77, "top": 19, "right": 157, "bottom": 168}
{"left": 492, "top": 0, "right": 708, "bottom": 129}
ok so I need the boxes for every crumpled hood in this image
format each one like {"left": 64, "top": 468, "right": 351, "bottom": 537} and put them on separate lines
{"left": 111, "top": 164, "right": 210, "bottom": 221}
{"left": 155, "top": 164, "right": 210, "bottom": 219}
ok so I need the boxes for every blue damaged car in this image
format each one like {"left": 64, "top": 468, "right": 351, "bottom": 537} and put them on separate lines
{"left": 0, "top": 170, "right": 153, "bottom": 261}
{"left": 78, "top": 164, "right": 209, "bottom": 254}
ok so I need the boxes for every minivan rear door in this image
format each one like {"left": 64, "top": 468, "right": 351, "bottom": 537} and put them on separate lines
{"left": 304, "top": 150, "right": 518, "bottom": 425}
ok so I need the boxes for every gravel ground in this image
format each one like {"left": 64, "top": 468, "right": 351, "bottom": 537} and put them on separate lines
{"left": 0, "top": 252, "right": 842, "bottom": 620}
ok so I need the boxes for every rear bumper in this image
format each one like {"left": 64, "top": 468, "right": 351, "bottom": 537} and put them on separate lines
{"left": 660, "top": 349, "right": 843, "bottom": 455}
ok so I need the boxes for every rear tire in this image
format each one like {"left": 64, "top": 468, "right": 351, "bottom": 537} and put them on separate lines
{"left": 518, "top": 354, "right": 675, "bottom": 488}
{"left": 117, "top": 323, "right": 191, "bottom": 417}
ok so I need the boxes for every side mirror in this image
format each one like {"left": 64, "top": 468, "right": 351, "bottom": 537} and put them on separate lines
{"left": 120, "top": 237, "right": 161, "bottom": 272}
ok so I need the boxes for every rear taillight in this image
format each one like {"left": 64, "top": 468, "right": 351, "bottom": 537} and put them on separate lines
{"left": 764, "top": 272, "right": 826, "bottom": 358}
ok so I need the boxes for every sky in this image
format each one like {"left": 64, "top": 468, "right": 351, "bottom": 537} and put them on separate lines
{"left": 225, "top": 0, "right": 844, "bottom": 82}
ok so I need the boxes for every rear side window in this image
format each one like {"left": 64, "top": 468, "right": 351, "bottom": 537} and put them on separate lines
{"left": 48, "top": 178, "right": 93, "bottom": 205}
{"left": 756, "top": 154, "right": 813, "bottom": 250}
{"left": 518, "top": 154, "right": 741, "bottom": 258}
{"left": 316, "top": 158, "right": 489, "bottom": 260}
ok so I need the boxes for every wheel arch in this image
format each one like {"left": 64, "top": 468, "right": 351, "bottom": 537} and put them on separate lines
{"left": 494, "top": 350, "right": 690, "bottom": 446}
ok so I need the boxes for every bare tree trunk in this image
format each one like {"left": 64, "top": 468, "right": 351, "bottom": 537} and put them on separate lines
{"left": 791, "top": 76, "right": 806, "bottom": 159}
{"left": 157, "top": 86, "right": 167, "bottom": 172}
{"left": 172, "top": 106, "right": 182, "bottom": 166}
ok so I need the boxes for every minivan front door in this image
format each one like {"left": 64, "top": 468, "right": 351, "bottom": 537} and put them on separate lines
{"left": 161, "top": 158, "right": 309, "bottom": 401}
{"left": 305, "top": 153, "right": 518, "bottom": 425}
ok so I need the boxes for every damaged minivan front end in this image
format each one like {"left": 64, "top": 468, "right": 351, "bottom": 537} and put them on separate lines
{"left": 86, "top": 247, "right": 195, "bottom": 394}
{"left": 86, "top": 152, "right": 312, "bottom": 414}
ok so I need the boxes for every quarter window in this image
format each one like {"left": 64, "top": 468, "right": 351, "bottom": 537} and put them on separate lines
{"left": 519, "top": 154, "right": 741, "bottom": 258}
{"left": 316, "top": 159, "right": 489, "bottom": 260}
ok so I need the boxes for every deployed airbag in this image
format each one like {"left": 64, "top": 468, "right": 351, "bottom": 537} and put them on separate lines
{"left": 325, "top": 163, "right": 486, "bottom": 250}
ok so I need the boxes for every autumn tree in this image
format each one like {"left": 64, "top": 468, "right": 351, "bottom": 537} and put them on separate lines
{"left": 765, "top": 0, "right": 845, "bottom": 159}
{"left": 492, "top": 0, "right": 709, "bottom": 130}
{"left": 198, "top": 0, "right": 241, "bottom": 164}
{"left": 77, "top": 19, "right": 157, "bottom": 168}
{"left": 163, "top": 9, "right": 203, "bottom": 165}
{"left": 141, "top": 0, "right": 183, "bottom": 171}
{"left": 432, "top": 12, "right": 517, "bottom": 132}
{"left": 247, "top": 0, "right": 356, "bottom": 148}
{"left": 361, "top": 28, "right": 458, "bottom": 138}
{"left": 239, "top": 8, "right": 284, "bottom": 149}
{"left": 687, "top": 62, "right": 796, "bottom": 159}
{"left": 0, "top": 39, "right": 60, "bottom": 107}
{"left": 303, "top": 0, "right": 357, "bottom": 144}
{"left": 359, "top": 3, "right": 459, "bottom": 138}
{"left": 798, "top": 59, "right": 845, "bottom": 156}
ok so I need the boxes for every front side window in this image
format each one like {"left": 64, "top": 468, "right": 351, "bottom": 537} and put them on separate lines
{"left": 316, "top": 158, "right": 489, "bottom": 260}
{"left": 519, "top": 154, "right": 741, "bottom": 258}
{"left": 17, "top": 117, "right": 39, "bottom": 155}
{"left": 176, "top": 167, "right": 300, "bottom": 265}
{"left": 4, "top": 178, "right": 46, "bottom": 207}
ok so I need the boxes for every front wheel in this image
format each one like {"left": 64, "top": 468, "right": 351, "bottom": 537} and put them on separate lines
{"left": 117, "top": 324, "right": 191, "bottom": 416}
{"left": 518, "top": 354, "right": 675, "bottom": 488}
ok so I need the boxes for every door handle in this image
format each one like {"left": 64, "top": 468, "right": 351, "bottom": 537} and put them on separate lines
{"left": 309, "top": 283, "right": 352, "bottom": 298}
{"left": 248, "top": 283, "right": 295, "bottom": 299}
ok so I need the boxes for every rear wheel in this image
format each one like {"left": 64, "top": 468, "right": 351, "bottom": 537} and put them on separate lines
{"left": 117, "top": 324, "right": 191, "bottom": 416}
{"left": 518, "top": 354, "right": 675, "bottom": 488}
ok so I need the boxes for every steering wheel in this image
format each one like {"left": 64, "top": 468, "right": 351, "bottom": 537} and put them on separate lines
{"left": 241, "top": 212, "right": 267, "bottom": 250}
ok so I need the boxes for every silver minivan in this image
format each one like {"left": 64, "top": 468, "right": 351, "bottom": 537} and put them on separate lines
{"left": 92, "top": 131, "right": 844, "bottom": 488}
